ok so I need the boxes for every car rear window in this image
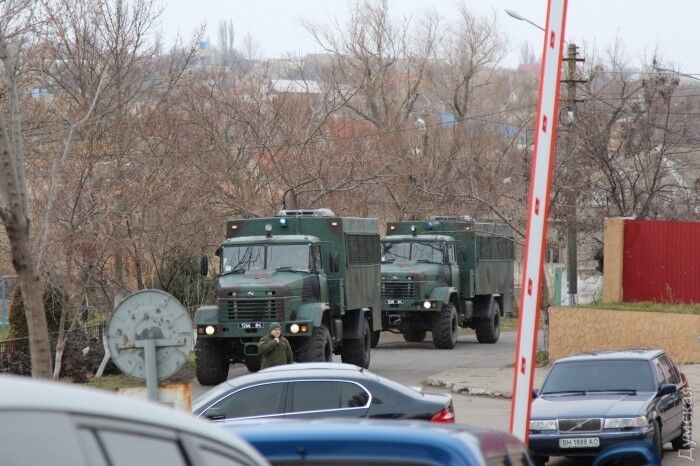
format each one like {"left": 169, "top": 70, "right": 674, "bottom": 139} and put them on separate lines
{"left": 541, "top": 360, "right": 655, "bottom": 393}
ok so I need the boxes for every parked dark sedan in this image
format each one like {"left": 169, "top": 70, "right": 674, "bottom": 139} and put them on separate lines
{"left": 529, "top": 350, "right": 691, "bottom": 465}
{"left": 193, "top": 362, "right": 455, "bottom": 424}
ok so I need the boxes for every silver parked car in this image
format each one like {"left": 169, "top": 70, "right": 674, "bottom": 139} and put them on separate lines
{"left": 0, "top": 375, "right": 268, "bottom": 466}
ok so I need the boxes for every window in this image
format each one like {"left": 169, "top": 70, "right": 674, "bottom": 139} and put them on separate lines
{"left": 77, "top": 429, "right": 108, "bottom": 466}
{"left": 311, "top": 244, "right": 322, "bottom": 271}
{"left": 214, "top": 383, "right": 286, "bottom": 419}
{"left": 340, "top": 382, "right": 370, "bottom": 408}
{"left": 97, "top": 430, "right": 187, "bottom": 466}
{"left": 653, "top": 359, "right": 668, "bottom": 385}
{"left": 658, "top": 356, "right": 680, "bottom": 384}
{"left": 346, "top": 234, "right": 381, "bottom": 265}
{"left": 290, "top": 381, "right": 343, "bottom": 412}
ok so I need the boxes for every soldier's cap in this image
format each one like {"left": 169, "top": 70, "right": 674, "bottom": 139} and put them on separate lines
{"left": 269, "top": 322, "right": 281, "bottom": 330}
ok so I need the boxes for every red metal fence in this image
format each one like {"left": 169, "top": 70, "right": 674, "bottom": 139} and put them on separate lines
{"left": 622, "top": 220, "right": 700, "bottom": 303}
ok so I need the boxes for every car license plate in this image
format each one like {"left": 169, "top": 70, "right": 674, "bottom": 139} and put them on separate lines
{"left": 559, "top": 438, "right": 600, "bottom": 449}
{"left": 385, "top": 299, "right": 403, "bottom": 305}
{"left": 239, "top": 322, "right": 263, "bottom": 329}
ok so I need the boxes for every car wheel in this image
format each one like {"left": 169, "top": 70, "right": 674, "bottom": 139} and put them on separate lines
{"left": 653, "top": 419, "right": 664, "bottom": 459}
{"left": 370, "top": 330, "right": 381, "bottom": 348}
{"left": 195, "top": 339, "right": 229, "bottom": 385}
{"left": 341, "top": 317, "right": 371, "bottom": 368}
{"left": 475, "top": 301, "right": 501, "bottom": 343}
{"left": 432, "top": 303, "right": 458, "bottom": 349}
{"left": 297, "top": 325, "right": 333, "bottom": 363}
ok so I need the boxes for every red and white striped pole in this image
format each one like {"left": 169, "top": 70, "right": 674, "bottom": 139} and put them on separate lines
{"left": 509, "top": 0, "right": 569, "bottom": 443}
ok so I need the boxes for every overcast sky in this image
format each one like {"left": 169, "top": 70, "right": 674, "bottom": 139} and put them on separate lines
{"left": 160, "top": 0, "right": 700, "bottom": 74}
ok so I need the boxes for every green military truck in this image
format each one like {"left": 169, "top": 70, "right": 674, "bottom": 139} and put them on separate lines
{"left": 376, "top": 216, "right": 514, "bottom": 349}
{"left": 195, "top": 209, "right": 382, "bottom": 385}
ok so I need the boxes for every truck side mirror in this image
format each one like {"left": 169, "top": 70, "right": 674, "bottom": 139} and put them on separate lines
{"left": 329, "top": 251, "right": 340, "bottom": 273}
{"left": 214, "top": 247, "right": 222, "bottom": 257}
{"left": 199, "top": 255, "right": 209, "bottom": 277}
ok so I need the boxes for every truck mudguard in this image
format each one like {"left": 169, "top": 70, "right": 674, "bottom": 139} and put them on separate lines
{"left": 194, "top": 305, "right": 218, "bottom": 325}
{"left": 428, "top": 286, "right": 458, "bottom": 304}
{"left": 294, "top": 303, "right": 328, "bottom": 327}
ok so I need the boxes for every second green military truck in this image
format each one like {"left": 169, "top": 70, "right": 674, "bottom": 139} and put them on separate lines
{"left": 195, "top": 209, "right": 381, "bottom": 385}
{"left": 376, "top": 216, "right": 514, "bottom": 349}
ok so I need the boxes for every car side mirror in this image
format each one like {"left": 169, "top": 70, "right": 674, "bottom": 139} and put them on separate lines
{"left": 592, "top": 442, "right": 659, "bottom": 466}
{"left": 532, "top": 388, "right": 539, "bottom": 399}
{"left": 199, "top": 255, "right": 209, "bottom": 277}
{"left": 657, "top": 384, "right": 677, "bottom": 397}
{"left": 204, "top": 407, "right": 225, "bottom": 421}
{"left": 214, "top": 247, "right": 222, "bottom": 257}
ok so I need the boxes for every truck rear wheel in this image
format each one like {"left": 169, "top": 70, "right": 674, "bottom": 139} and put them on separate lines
{"left": 402, "top": 323, "right": 427, "bottom": 342}
{"left": 297, "top": 325, "right": 333, "bottom": 363}
{"left": 432, "top": 303, "right": 458, "bottom": 349}
{"left": 341, "top": 317, "right": 371, "bottom": 368}
{"left": 195, "top": 338, "right": 229, "bottom": 386}
{"left": 475, "top": 301, "right": 501, "bottom": 343}
{"left": 370, "top": 331, "right": 381, "bottom": 348}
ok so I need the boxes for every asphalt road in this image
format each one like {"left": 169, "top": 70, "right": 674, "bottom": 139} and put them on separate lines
{"left": 192, "top": 329, "right": 697, "bottom": 466}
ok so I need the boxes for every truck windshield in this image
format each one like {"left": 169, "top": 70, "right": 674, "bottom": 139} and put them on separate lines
{"left": 382, "top": 241, "right": 445, "bottom": 264}
{"left": 222, "top": 244, "right": 311, "bottom": 272}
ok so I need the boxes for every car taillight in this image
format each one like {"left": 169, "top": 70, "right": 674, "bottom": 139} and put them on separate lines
{"left": 431, "top": 406, "right": 455, "bottom": 423}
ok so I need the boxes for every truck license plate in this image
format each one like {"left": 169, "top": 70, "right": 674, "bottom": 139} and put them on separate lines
{"left": 385, "top": 299, "right": 403, "bottom": 305}
{"left": 559, "top": 438, "right": 600, "bottom": 449}
{"left": 239, "top": 322, "right": 263, "bottom": 329}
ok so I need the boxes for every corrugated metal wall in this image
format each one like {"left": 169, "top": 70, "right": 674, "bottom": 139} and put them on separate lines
{"left": 623, "top": 220, "right": 700, "bottom": 303}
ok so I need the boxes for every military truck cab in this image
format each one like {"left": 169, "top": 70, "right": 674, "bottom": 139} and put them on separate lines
{"left": 195, "top": 209, "right": 381, "bottom": 385}
{"left": 377, "top": 217, "right": 514, "bottom": 349}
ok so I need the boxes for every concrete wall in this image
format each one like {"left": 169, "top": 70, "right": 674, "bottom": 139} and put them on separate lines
{"left": 549, "top": 307, "right": 700, "bottom": 363}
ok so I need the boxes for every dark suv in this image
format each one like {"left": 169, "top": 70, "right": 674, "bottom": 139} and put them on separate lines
{"left": 529, "top": 350, "right": 691, "bottom": 465}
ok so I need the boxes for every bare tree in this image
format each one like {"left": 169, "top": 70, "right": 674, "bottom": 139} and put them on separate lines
{"left": 0, "top": 0, "right": 52, "bottom": 377}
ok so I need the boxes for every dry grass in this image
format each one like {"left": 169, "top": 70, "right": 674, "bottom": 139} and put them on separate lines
{"left": 575, "top": 301, "right": 700, "bottom": 315}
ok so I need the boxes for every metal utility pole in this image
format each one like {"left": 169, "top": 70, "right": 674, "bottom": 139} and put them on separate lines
{"left": 561, "top": 43, "right": 585, "bottom": 305}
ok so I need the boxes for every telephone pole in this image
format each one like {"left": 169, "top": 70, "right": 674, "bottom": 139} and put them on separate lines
{"left": 561, "top": 43, "right": 585, "bottom": 305}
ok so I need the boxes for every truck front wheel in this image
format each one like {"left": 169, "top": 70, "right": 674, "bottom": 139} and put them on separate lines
{"left": 341, "top": 317, "right": 371, "bottom": 368}
{"left": 244, "top": 355, "right": 261, "bottom": 372}
{"left": 475, "top": 301, "right": 501, "bottom": 343}
{"left": 195, "top": 338, "right": 229, "bottom": 386}
{"left": 432, "top": 303, "right": 458, "bottom": 349}
{"left": 297, "top": 325, "right": 333, "bottom": 363}
{"left": 402, "top": 322, "right": 427, "bottom": 342}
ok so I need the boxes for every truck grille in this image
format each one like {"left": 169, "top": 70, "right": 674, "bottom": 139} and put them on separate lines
{"left": 381, "top": 282, "right": 418, "bottom": 299}
{"left": 220, "top": 299, "right": 283, "bottom": 321}
{"left": 557, "top": 418, "right": 602, "bottom": 432}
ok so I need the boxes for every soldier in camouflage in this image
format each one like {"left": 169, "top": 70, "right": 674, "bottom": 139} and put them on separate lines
{"left": 258, "top": 322, "right": 294, "bottom": 369}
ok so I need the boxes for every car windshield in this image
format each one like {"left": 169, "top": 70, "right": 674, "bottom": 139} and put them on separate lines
{"left": 382, "top": 241, "right": 445, "bottom": 264}
{"left": 541, "top": 360, "right": 656, "bottom": 394}
{"left": 222, "top": 244, "right": 311, "bottom": 272}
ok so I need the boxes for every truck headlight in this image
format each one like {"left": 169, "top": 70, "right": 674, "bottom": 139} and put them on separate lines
{"left": 205, "top": 325, "right": 216, "bottom": 335}
{"left": 529, "top": 420, "right": 557, "bottom": 431}
{"left": 290, "top": 324, "right": 300, "bottom": 334}
{"left": 422, "top": 300, "right": 432, "bottom": 309}
{"left": 604, "top": 417, "right": 649, "bottom": 429}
